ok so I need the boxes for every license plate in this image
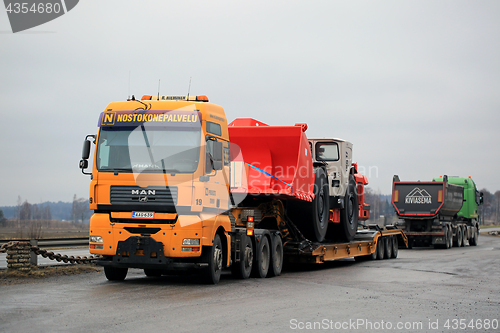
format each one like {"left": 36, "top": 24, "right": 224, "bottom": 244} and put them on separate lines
{"left": 132, "top": 211, "right": 154, "bottom": 219}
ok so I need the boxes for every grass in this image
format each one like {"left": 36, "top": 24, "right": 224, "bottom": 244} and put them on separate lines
{"left": 0, "top": 264, "right": 101, "bottom": 285}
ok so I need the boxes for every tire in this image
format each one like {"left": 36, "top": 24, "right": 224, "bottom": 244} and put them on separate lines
{"left": 252, "top": 235, "right": 270, "bottom": 278}
{"left": 337, "top": 175, "right": 359, "bottom": 242}
{"left": 370, "top": 244, "right": 378, "bottom": 260}
{"left": 469, "top": 225, "right": 478, "bottom": 246}
{"left": 453, "top": 226, "right": 462, "bottom": 247}
{"left": 384, "top": 236, "right": 392, "bottom": 259}
{"left": 458, "top": 226, "right": 465, "bottom": 247}
{"left": 104, "top": 266, "right": 128, "bottom": 281}
{"left": 144, "top": 269, "right": 162, "bottom": 277}
{"left": 461, "top": 225, "right": 467, "bottom": 247}
{"left": 268, "top": 234, "right": 283, "bottom": 277}
{"left": 201, "top": 234, "right": 223, "bottom": 284}
{"left": 231, "top": 234, "right": 253, "bottom": 279}
{"left": 391, "top": 235, "right": 398, "bottom": 258}
{"left": 290, "top": 168, "right": 329, "bottom": 242}
{"left": 447, "top": 225, "right": 453, "bottom": 249}
{"left": 376, "top": 237, "right": 385, "bottom": 260}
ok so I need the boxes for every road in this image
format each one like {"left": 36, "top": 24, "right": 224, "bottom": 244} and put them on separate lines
{"left": 1, "top": 235, "right": 499, "bottom": 333}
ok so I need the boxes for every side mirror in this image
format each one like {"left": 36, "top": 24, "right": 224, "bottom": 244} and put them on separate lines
{"left": 213, "top": 141, "right": 223, "bottom": 171}
{"left": 80, "top": 135, "right": 95, "bottom": 175}
{"left": 82, "top": 140, "right": 91, "bottom": 159}
{"left": 79, "top": 159, "right": 88, "bottom": 169}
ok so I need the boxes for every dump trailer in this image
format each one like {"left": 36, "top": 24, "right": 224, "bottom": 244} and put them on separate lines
{"left": 79, "top": 94, "right": 406, "bottom": 284}
{"left": 392, "top": 175, "right": 483, "bottom": 249}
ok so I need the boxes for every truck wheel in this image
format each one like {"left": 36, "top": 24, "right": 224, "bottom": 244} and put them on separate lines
{"left": 469, "top": 225, "right": 478, "bottom": 246}
{"left": 447, "top": 226, "right": 453, "bottom": 249}
{"left": 268, "top": 234, "right": 283, "bottom": 277}
{"left": 144, "top": 269, "right": 162, "bottom": 277}
{"left": 453, "top": 226, "right": 461, "bottom": 247}
{"left": 252, "top": 235, "right": 270, "bottom": 278}
{"left": 310, "top": 168, "right": 329, "bottom": 242}
{"left": 384, "top": 236, "right": 392, "bottom": 259}
{"left": 461, "top": 226, "right": 467, "bottom": 247}
{"left": 202, "top": 234, "right": 223, "bottom": 284}
{"left": 291, "top": 168, "right": 329, "bottom": 242}
{"left": 231, "top": 234, "right": 253, "bottom": 279}
{"left": 391, "top": 236, "right": 398, "bottom": 258}
{"left": 338, "top": 175, "right": 359, "bottom": 242}
{"left": 104, "top": 266, "right": 128, "bottom": 281}
{"left": 457, "top": 226, "right": 464, "bottom": 247}
{"left": 376, "top": 237, "right": 385, "bottom": 260}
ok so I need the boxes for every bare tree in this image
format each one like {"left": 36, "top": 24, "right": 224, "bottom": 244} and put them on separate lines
{"left": 72, "top": 194, "right": 89, "bottom": 228}
{"left": 0, "top": 209, "right": 6, "bottom": 227}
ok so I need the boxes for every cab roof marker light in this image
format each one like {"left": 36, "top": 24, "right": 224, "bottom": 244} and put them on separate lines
{"left": 140, "top": 95, "right": 209, "bottom": 102}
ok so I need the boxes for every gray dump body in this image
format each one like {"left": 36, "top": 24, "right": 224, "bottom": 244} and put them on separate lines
{"left": 392, "top": 175, "right": 464, "bottom": 219}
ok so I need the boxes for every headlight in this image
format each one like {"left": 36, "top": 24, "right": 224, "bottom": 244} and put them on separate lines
{"left": 182, "top": 238, "right": 200, "bottom": 245}
{"left": 90, "top": 236, "right": 103, "bottom": 243}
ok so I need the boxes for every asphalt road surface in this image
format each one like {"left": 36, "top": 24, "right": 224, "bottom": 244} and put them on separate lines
{"left": 1, "top": 235, "right": 499, "bottom": 333}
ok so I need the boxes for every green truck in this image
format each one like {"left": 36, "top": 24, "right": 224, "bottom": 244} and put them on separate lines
{"left": 392, "top": 175, "right": 483, "bottom": 249}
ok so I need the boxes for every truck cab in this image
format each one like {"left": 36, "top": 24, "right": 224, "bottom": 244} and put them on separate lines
{"left": 308, "top": 138, "right": 353, "bottom": 198}
{"left": 80, "top": 95, "right": 232, "bottom": 283}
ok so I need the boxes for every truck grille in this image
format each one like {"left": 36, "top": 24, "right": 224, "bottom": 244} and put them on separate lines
{"left": 110, "top": 186, "right": 178, "bottom": 206}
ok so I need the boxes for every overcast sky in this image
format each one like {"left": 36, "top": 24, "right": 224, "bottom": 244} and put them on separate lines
{"left": 1, "top": 0, "right": 499, "bottom": 206}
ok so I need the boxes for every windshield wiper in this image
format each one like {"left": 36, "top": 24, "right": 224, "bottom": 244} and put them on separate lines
{"left": 102, "top": 168, "right": 133, "bottom": 173}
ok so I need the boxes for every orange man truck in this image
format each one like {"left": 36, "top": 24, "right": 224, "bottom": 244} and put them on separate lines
{"left": 80, "top": 95, "right": 406, "bottom": 284}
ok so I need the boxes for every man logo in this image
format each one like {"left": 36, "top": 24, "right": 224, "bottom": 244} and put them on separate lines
{"left": 405, "top": 187, "right": 432, "bottom": 204}
{"left": 132, "top": 189, "right": 155, "bottom": 202}
{"left": 4, "top": 0, "right": 80, "bottom": 33}
{"left": 132, "top": 189, "right": 156, "bottom": 195}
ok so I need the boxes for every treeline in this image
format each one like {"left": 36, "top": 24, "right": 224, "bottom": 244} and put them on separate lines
{"left": 364, "top": 187, "right": 500, "bottom": 225}
{"left": 0, "top": 196, "right": 91, "bottom": 222}
{"left": 0, "top": 195, "right": 91, "bottom": 238}
{"left": 478, "top": 188, "right": 500, "bottom": 224}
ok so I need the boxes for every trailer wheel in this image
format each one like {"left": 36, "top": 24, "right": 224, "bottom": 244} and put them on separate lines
{"left": 104, "top": 266, "right": 128, "bottom": 281}
{"left": 231, "top": 234, "right": 253, "bottom": 279}
{"left": 469, "top": 225, "right": 478, "bottom": 246}
{"left": 201, "top": 234, "right": 223, "bottom": 284}
{"left": 370, "top": 244, "right": 378, "bottom": 260}
{"left": 384, "top": 236, "right": 392, "bottom": 259}
{"left": 338, "top": 175, "right": 359, "bottom": 242}
{"left": 252, "top": 235, "right": 270, "bottom": 278}
{"left": 391, "top": 236, "right": 398, "bottom": 258}
{"left": 144, "top": 269, "right": 162, "bottom": 277}
{"left": 376, "top": 237, "right": 385, "bottom": 260}
{"left": 268, "top": 234, "right": 283, "bottom": 277}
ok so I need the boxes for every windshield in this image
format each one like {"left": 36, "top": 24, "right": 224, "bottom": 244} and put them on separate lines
{"left": 97, "top": 126, "right": 202, "bottom": 173}
{"left": 315, "top": 142, "right": 339, "bottom": 161}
